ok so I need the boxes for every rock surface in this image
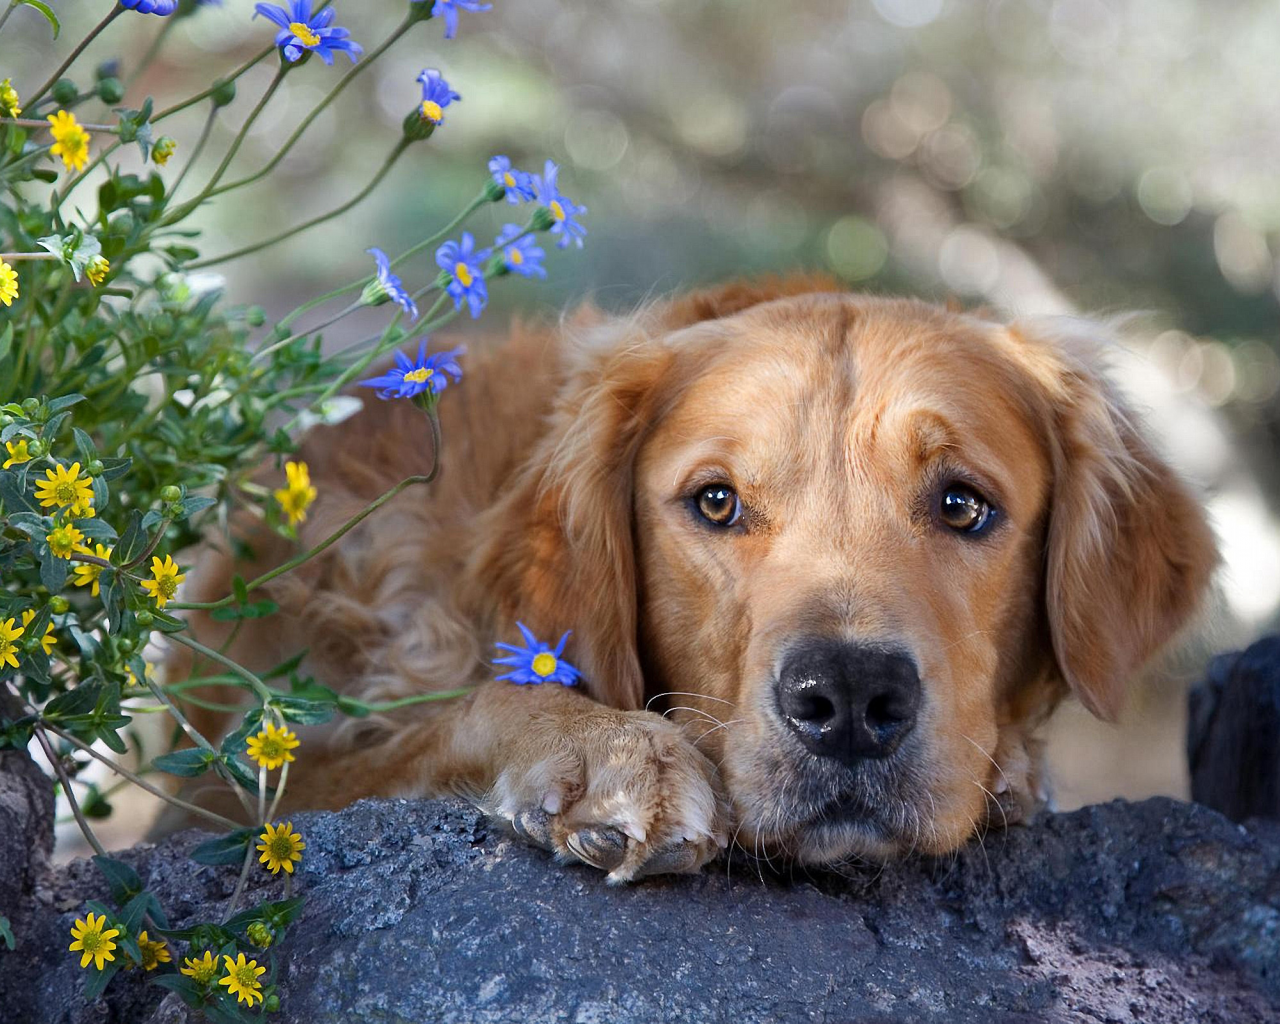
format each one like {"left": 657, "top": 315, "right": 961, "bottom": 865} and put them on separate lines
{"left": 1, "top": 786, "right": 1278, "bottom": 1024}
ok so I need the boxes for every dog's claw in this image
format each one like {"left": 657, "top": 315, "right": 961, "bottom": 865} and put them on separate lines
{"left": 510, "top": 808, "right": 555, "bottom": 849}
{"left": 564, "top": 826, "right": 628, "bottom": 871}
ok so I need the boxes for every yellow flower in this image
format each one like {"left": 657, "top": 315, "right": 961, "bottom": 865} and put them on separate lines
{"left": 219, "top": 953, "right": 266, "bottom": 1006}
{"left": 20, "top": 609, "right": 55, "bottom": 656}
{"left": 273, "top": 460, "right": 316, "bottom": 527}
{"left": 71, "top": 543, "right": 113, "bottom": 597}
{"left": 181, "top": 949, "right": 219, "bottom": 984}
{"left": 245, "top": 922, "right": 275, "bottom": 948}
{"left": 34, "top": 462, "right": 95, "bottom": 516}
{"left": 152, "top": 136, "right": 177, "bottom": 166}
{"left": 0, "top": 77, "right": 21, "bottom": 118}
{"left": 124, "top": 661, "right": 155, "bottom": 688}
{"left": 256, "top": 821, "right": 306, "bottom": 875}
{"left": 47, "top": 522, "right": 85, "bottom": 560}
{"left": 68, "top": 912, "right": 120, "bottom": 971}
{"left": 141, "top": 554, "right": 185, "bottom": 607}
{"left": 136, "top": 930, "right": 171, "bottom": 971}
{"left": 47, "top": 109, "right": 91, "bottom": 173}
{"left": 2, "top": 439, "right": 31, "bottom": 468}
{"left": 86, "top": 256, "right": 110, "bottom": 286}
{"left": 245, "top": 722, "right": 299, "bottom": 771}
{"left": 0, "top": 259, "right": 16, "bottom": 307}
{"left": 0, "top": 617, "right": 24, "bottom": 670}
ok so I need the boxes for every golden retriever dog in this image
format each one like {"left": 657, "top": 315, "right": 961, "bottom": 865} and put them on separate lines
{"left": 180, "top": 275, "right": 1217, "bottom": 882}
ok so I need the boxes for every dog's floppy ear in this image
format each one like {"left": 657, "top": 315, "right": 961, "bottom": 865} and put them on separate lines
{"left": 1014, "top": 320, "right": 1218, "bottom": 720}
{"left": 465, "top": 315, "right": 680, "bottom": 710}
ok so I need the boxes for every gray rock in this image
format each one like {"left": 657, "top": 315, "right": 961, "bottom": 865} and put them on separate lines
{"left": 1, "top": 794, "right": 1277, "bottom": 1024}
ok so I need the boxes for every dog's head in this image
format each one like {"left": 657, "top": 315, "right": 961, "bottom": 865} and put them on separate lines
{"left": 479, "top": 278, "right": 1217, "bottom": 864}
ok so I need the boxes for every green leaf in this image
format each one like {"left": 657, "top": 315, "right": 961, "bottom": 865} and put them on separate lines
{"left": 225, "top": 896, "right": 305, "bottom": 933}
{"left": 75, "top": 518, "right": 118, "bottom": 543}
{"left": 45, "top": 681, "right": 104, "bottom": 720}
{"left": 83, "top": 962, "right": 120, "bottom": 1001}
{"left": 80, "top": 783, "right": 113, "bottom": 819}
{"left": 16, "top": 0, "right": 60, "bottom": 38}
{"left": 96, "top": 457, "right": 132, "bottom": 482}
{"left": 190, "top": 827, "right": 257, "bottom": 866}
{"left": 270, "top": 695, "right": 333, "bottom": 725}
{"left": 0, "top": 914, "right": 13, "bottom": 950}
{"left": 99, "top": 569, "right": 127, "bottom": 631}
{"left": 152, "top": 747, "right": 216, "bottom": 778}
{"left": 210, "top": 599, "right": 278, "bottom": 622}
{"left": 112, "top": 509, "right": 147, "bottom": 565}
{"left": 177, "top": 495, "right": 216, "bottom": 519}
{"left": 0, "top": 471, "right": 35, "bottom": 513}
{"left": 46, "top": 393, "right": 86, "bottom": 414}
{"left": 232, "top": 575, "right": 249, "bottom": 605}
{"left": 219, "top": 754, "right": 261, "bottom": 795}
{"left": 266, "top": 650, "right": 307, "bottom": 681}
{"left": 39, "top": 546, "right": 67, "bottom": 593}
{"left": 92, "top": 854, "right": 142, "bottom": 907}
{"left": 73, "top": 427, "right": 97, "bottom": 464}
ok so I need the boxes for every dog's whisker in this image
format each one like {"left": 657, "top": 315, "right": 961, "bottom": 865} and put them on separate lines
{"left": 645, "top": 691, "right": 736, "bottom": 712}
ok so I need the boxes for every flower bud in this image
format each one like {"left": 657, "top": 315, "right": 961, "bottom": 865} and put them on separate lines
{"left": 96, "top": 77, "right": 125, "bottom": 105}
{"left": 21, "top": 398, "right": 40, "bottom": 416}
{"left": 211, "top": 78, "right": 237, "bottom": 108}
{"left": 530, "top": 206, "right": 556, "bottom": 233}
{"left": 0, "top": 414, "right": 12, "bottom": 428}
{"left": 116, "top": 638, "right": 135, "bottom": 655}
{"left": 27, "top": 440, "right": 46, "bottom": 458}
{"left": 407, "top": 0, "right": 435, "bottom": 23}
{"left": 167, "top": 501, "right": 185, "bottom": 518}
{"left": 151, "top": 136, "right": 177, "bottom": 167}
{"left": 246, "top": 922, "right": 275, "bottom": 948}
{"left": 95, "top": 60, "right": 121, "bottom": 82}
{"left": 484, "top": 179, "right": 507, "bottom": 204}
{"left": 87, "top": 460, "right": 104, "bottom": 476}
{"left": 135, "top": 610, "right": 154, "bottom": 627}
{"left": 401, "top": 107, "right": 436, "bottom": 143}
{"left": 52, "top": 79, "right": 78, "bottom": 106}
{"left": 160, "top": 485, "right": 181, "bottom": 502}
{"left": 265, "top": 994, "right": 281, "bottom": 1013}
{"left": 50, "top": 596, "right": 70, "bottom": 614}
{"left": 246, "top": 306, "right": 266, "bottom": 327}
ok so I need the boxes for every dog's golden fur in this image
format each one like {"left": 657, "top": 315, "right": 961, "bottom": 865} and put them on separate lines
{"left": 177, "top": 276, "right": 1217, "bottom": 881}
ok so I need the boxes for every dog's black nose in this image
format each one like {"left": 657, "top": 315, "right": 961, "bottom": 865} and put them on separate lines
{"left": 776, "top": 640, "right": 921, "bottom": 763}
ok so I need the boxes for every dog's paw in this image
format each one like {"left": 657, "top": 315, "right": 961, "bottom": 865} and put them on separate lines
{"left": 485, "top": 709, "right": 728, "bottom": 883}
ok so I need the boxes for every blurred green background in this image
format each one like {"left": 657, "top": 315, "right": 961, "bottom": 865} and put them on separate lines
{"left": 6, "top": 0, "right": 1280, "bottom": 826}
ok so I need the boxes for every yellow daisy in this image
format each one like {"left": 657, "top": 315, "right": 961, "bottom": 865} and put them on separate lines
{"left": 46, "top": 522, "right": 85, "bottom": 560}
{"left": 86, "top": 256, "right": 110, "bottom": 286}
{"left": 136, "top": 930, "right": 171, "bottom": 971}
{"left": 2, "top": 439, "right": 31, "bottom": 468}
{"left": 273, "top": 460, "right": 317, "bottom": 526}
{"left": 245, "top": 722, "right": 299, "bottom": 771}
{"left": 219, "top": 953, "right": 266, "bottom": 1006}
{"left": 0, "top": 77, "right": 21, "bottom": 118}
{"left": 181, "top": 949, "right": 219, "bottom": 984}
{"left": 34, "top": 462, "right": 95, "bottom": 516}
{"left": 20, "top": 609, "right": 55, "bottom": 656}
{"left": 141, "top": 554, "right": 185, "bottom": 607}
{"left": 71, "top": 543, "right": 113, "bottom": 597}
{"left": 0, "top": 617, "right": 23, "bottom": 670}
{"left": 47, "top": 110, "right": 90, "bottom": 174}
{"left": 152, "top": 136, "right": 177, "bottom": 166}
{"left": 68, "top": 912, "right": 120, "bottom": 971}
{"left": 0, "top": 259, "right": 16, "bottom": 307}
{"left": 256, "top": 821, "right": 306, "bottom": 875}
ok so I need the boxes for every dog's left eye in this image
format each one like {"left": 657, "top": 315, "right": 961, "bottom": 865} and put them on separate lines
{"left": 694, "top": 484, "right": 742, "bottom": 527}
{"left": 939, "top": 485, "right": 994, "bottom": 534}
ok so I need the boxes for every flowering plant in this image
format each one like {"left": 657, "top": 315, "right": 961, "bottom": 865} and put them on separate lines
{"left": 0, "top": 1, "right": 586, "bottom": 1018}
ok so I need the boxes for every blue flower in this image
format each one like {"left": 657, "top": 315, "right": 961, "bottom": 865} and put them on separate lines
{"left": 494, "top": 622, "right": 581, "bottom": 687}
{"left": 412, "top": 0, "right": 492, "bottom": 40}
{"left": 488, "top": 156, "right": 536, "bottom": 204}
{"left": 436, "top": 232, "right": 490, "bottom": 319}
{"left": 365, "top": 248, "right": 418, "bottom": 321}
{"left": 253, "top": 2, "right": 363, "bottom": 64}
{"left": 119, "top": 0, "right": 179, "bottom": 14}
{"left": 358, "top": 339, "right": 463, "bottom": 400}
{"left": 495, "top": 224, "right": 546, "bottom": 279}
{"left": 417, "top": 69, "right": 460, "bottom": 126}
{"left": 534, "top": 160, "right": 588, "bottom": 250}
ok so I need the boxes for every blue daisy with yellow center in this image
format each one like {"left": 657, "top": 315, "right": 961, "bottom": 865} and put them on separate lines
{"left": 417, "top": 69, "right": 461, "bottom": 126}
{"left": 358, "top": 339, "right": 464, "bottom": 400}
{"left": 436, "top": 233, "right": 490, "bottom": 319}
{"left": 364, "top": 248, "right": 419, "bottom": 320}
{"left": 488, "top": 156, "right": 536, "bottom": 204}
{"left": 534, "top": 160, "right": 588, "bottom": 250}
{"left": 495, "top": 224, "right": 546, "bottom": 279}
{"left": 495, "top": 622, "right": 581, "bottom": 687}
{"left": 254, "top": 1, "right": 363, "bottom": 64}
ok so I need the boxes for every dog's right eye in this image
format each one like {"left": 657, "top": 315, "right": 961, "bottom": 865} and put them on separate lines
{"left": 694, "top": 484, "right": 741, "bottom": 527}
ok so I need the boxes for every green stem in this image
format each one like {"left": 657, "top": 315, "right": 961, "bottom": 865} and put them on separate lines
{"left": 168, "top": 102, "right": 218, "bottom": 200}
{"left": 165, "top": 632, "right": 274, "bottom": 704}
{"left": 0, "top": 251, "right": 59, "bottom": 261}
{"left": 1, "top": 117, "right": 119, "bottom": 132}
{"left": 189, "top": 139, "right": 411, "bottom": 268}
{"left": 0, "top": 4, "right": 17, "bottom": 36}
{"left": 208, "top": 14, "right": 416, "bottom": 200}
{"left": 28, "top": 7, "right": 125, "bottom": 107}
{"left": 249, "top": 300, "right": 364, "bottom": 365}
{"left": 33, "top": 725, "right": 107, "bottom": 857}
{"left": 39, "top": 720, "right": 244, "bottom": 831}
{"left": 162, "top": 65, "right": 288, "bottom": 226}
{"left": 389, "top": 189, "right": 492, "bottom": 273}
{"left": 152, "top": 43, "right": 276, "bottom": 123}
{"left": 167, "top": 471, "right": 438, "bottom": 613}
